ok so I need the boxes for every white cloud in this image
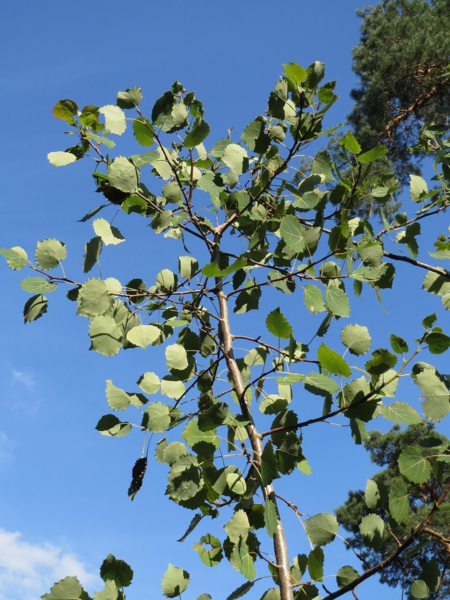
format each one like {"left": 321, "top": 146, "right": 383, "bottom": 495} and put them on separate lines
{"left": 12, "top": 369, "right": 35, "bottom": 389}
{"left": 0, "top": 530, "right": 98, "bottom": 600}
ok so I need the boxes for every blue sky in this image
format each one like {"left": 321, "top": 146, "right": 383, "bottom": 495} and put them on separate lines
{"left": 1, "top": 1, "right": 449, "bottom": 599}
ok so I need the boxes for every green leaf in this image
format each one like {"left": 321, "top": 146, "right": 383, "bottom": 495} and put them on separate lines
{"left": 126, "top": 325, "right": 161, "bottom": 349}
{"left": 100, "top": 553, "right": 133, "bottom": 587}
{"left": 162, "top": 183, "right": 182, "bottom": 206}
{"left": 184, "top": 119, "right": 210, "bottom": 148}
{"left": 157, "top": 269, "right": 178, "bottom": 291}
{"left": 317, "top": 343, "right": 351, "bottom": 377}
{"left": 163, "top": 442, "right": 188, "bottom": 466}
{"left": 225, "top": 581, "right": 255, "bottom": 600}
{"left": 357, "top": 145, "right": 387, "bottom": 163}
{"left": 83, "top": 236, "right": 102, "bottom": 273}
{"left": 47, "top": 151, "right": 77, "bottom": 167}
{"left": 426, "top": 331, "right": 450, "bottom": 354}
{"left": 417, "top": 560, "right": 441, "bottom": 595}
{"left": 241, "top": 120, "right": 271, "bottom": 154}
{"left": 93, "top": 219, "right": 125, "bottom": 246}
{"left": 99, "top": 105, "right": 126, "bottom": 135}
{"left": 410, "top": 175, "right": 428, "bottom": 201}
{"left": 422, "top": 313, "right": 437, "bottom": 329}
{"left": 308, "top": 546, "right": 324, "bottom": 581}
{"left": 336, "top": 565, "right": 359, "bottom": 589}
{"left": 106, "top": 380, "right": 130, "bottom": 411}
{"left": 161, "top": 376, "right": 185, "bottom": 399}
{"left": 283, "top": 62, "right": 307, "bottom": 86}
{"left": 311, "top": 151, "right": 333, "bottom": 183}
{"left": 224, "top": 509, "right": 250, "bottom": 543}
{"left": 410, "top": 580, "right": 430, "bottom": 599}
{"left": 0, "top": 246, "right": 27, "bottom": 270}
{"left": 194, "top": 533, "right": 223, "bottom": 567}
{"left": 133, "top": 118, "right": 154, "bottom": 147}
{"left": 415, "top": 367, "right": 450, "bottom": 421}
{"left": 222, "top": 144, "right": 248, "bottom": 174}
{"left": 108, "top": 156, "right": 138, "bottom": 194}
{"left": 340, "top": 132, "right": 361, "bottom": 154}
{"left": 280, "top": 215, "right": 306, "bottom": 253}
{"left": 94, "top": 579, "right": 119, "bottom": 600}
{"left": 389, "top": 478, "right": 410, "bottom": 524}
{"left": 143, "top": 402, "right": 170, "bottom": 432}
{"left": 264, "top": 499, "right": 278, "bottom": 537}
{"left": 261, "top": 441, "right": 280, "bottom": 486}
{"left": 78, "top": 279, "right": 112, "bottom": 317}
{"left": 161, "top": 564, "right": 190, "bottom": 598}
{"left": 89, "top": 315, "right": 122, "bottom": 356}
{"left": 304, "top": 513, "right": 338, "bottom": 546}
{"left": 24, "top": 294, "right": 48, "bottom": 323}
{"left": 166, "top": 343, "right": 188, "bottom": 370}
{"left": 303, "top": 372, "right": 340, "bottom": 396}
{"left": 138, "top": 372, "right": 161, "bottom": 395}
{"left": 96, "top": 414, "right": 131, "bottom": 437}
{"left": 201, "top": 257, "right": 246, "bottom": 278}
{"left": 231, "top": 537, "right": 256, "bottom": 580}
{"left": 166, "top": 455, "right": 202, "bottom": 501}
{"left": 423, "top": 271, "right": 450, "bottom": 296}
{"left": 340, "top": 324, "right": 371, "bottom": 355}
{"left": 325, "top": 287, "right": 350, "bottom": 317}
{"left": 266, "top": 307, "right": 293, "bottom": 339}
{"left": 41, "top": 576, "right": 84, "bottom": 599}
{"left": 52, "top": 99, "right": 78, "bottom": 122}
{"left": 178, "top": 256, "right": 198, "bottom": 279}
{"left": 226, "top": 472, "right": 247, "bottom": 496}
{"left": 20, "top": 277, "right": 57, "bottom": 293}
{"left": 182, "top": 418, "right": 219, "bottom": 453}
{"left": 35, "top": 239, "right": 67, "bottom": 270}
{"left": 357, "top": 241, "right": 383, "bottom": 267}
{"left": 359, "top": 514, "right": 385, "bottom": 549}
{"left": 79, "top": 105, "right": 101, "bottom": 130}
{"left": 117, "top": 87, "right": 143, "bottom": 109}
{"left": 365, "top": 479, "right": 382, "bottom": 509}
{"left": 390, "top": 334, "right": 409, "bottom": 354}
{"left": 303, "top": 285, "right": 326, "bottom": 314}
{"left": 365, "top": 349, "right": 397, "bottom": 376}
{"left": 244, "top": 346, "right": 267, "bottom": 366}
{"left": 398, "top": 447, "right": 431, "bottom": 483}
{"left": 381, "top": 402, "right": 422, "bottom": 425}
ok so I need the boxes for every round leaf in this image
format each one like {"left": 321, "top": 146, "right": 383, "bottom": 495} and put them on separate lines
{"left": 304, "top": 513, "right": 338, "bottom": 546}
{"left": 117, "top": 87, "right": 143, "bottom": 109}
{"left": 266, "top": 307, "right": 293, "bottom": 339}
{"left": 280, "top": 215, "right": 306, "bottom": 253}
{"left": 99, "top": 105, "right": 126, "bottom": 135}
{"left": 126, "top": 325, "right": 161, "bottom": 349}
{"left": 20, "top": 277, "right": 57, "bottom": 294}
{"left": 138, "top": 372, "right": 161, "bottom": 395}
{"left": 359, "top": 514, "right": 385, "bottom": 549}
{"left": 161, "top": 564, "right": 190, "bottom": 598}
{"left": 336, "top": 565, "right": 359, "bottom": 589}
{"left": 47, "top": 151, "right": 77, "bottom": 167}
{"left": 0, "top": 246, "right": 27, "bottom": 270}
{"left": 35, "top": 239, "right": 67, "bottom": 270}
{"left": 341, "top": 324, "right": 371, "bottom": 356}
{"left": 143, "top": 402, "right": 170, "bottom": 433}
{"left": 89, "top": 315, "right": 122, "bottom": 356}
{"left": 398, "top": 447, "right": 432, "bottom": 483}
{"left": 108, "top": 156, "right": 138, "bottom": 194}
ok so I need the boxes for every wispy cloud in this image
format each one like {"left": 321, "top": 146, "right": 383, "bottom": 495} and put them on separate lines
{"left": 0, "top": 530, "right": 98, "bottom": 600}
{"left": 12, "top": 369, "right": 35, "bottom": 389}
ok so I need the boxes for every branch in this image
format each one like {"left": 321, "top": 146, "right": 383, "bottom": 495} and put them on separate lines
{"left": 321, "top": 479, "right": 450, "bottom": 600}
